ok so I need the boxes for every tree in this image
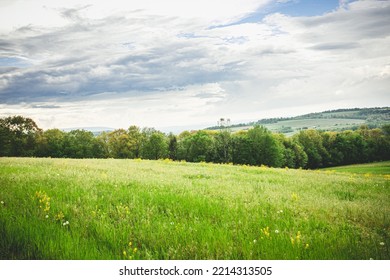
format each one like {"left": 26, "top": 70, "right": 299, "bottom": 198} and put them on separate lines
{"left": 63, "top": 129, "right": 103, "bottom": 158}
{"left": 142, "top": 131, "right": 168, "bottom": 160}
{"left": 247, "top": 125, "right": 284, "bottom": 167}
{"left": 127, "top": 126, "right": 144, "bottom": 158}
{"left": 275, "top": 133, "right": 308, "bottom": 168}
{"left": 188, "top": 131, "right": 215, "bottom": 162}
{"left": 106, "top": 129, "right": 132, "bottom": 158}
{"left": 36, "top": 129, "right": 66, "bottom": 157}
{"left": 294, "top": 130, "right": 329, "bottom": 169}
{"left": 0, "top": 116, "right": 41, "bottom": 156}
{"left": 168, "top": 133, "right": 178, "bottom": 160}
{"left": 177, "top": 131, "right": 215, "bottom": 162}
{"left": 231, "top": 131, "right": 255, "bottom": 165}
{"left": 214, "top": 130, "right": 232, "bottom": 163}
{"left": 96, "top": 131, "right": 110, "bottom": 158}
{"left": 322, "top": 132, "right": 343, "bottom": 167}
{"left": 358, "top": 126, "right": 390, "bottom": 162}
{"left": 333, "top": 131, "right": 367, "bottom": 165}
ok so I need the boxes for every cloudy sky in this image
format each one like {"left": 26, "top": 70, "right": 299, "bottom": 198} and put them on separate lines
{"left": 0, "top": 0, "right": 389, "bottom": 132}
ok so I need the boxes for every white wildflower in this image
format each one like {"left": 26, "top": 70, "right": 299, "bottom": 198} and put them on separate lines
{"left": 0, "top": 201, "right": 4, "bottom": 205}
{"left": 380, "top": 242, "right": 385, "bottom": 246}
{"left": 45, "top": 215, "right": 49, "bottom": 219}
{"left": 253, "top": 239, "right": 257, "bottom": 244}
{"left": 275, "top": 230, "right": 279, "bottom": 234}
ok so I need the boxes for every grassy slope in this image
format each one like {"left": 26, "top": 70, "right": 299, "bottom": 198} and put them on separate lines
{"left": 225, "top": 118, "right": 367, "bottom": 135}
{"left": 216, "top": 107, "right": 390, "bottom": 134}
{"left": 0, "top": 157, "right": 389, "bottom": 260}
{"left": 323, "top": 161, "right": 390, "bottom": 175}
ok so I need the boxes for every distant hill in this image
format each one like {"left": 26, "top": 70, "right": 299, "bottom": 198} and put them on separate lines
{"left": 207, "top": 107, "right": 390, "bottom": 135}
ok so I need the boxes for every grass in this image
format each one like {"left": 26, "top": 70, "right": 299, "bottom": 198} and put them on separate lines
{"left": 323, "top": 161, "right": 390, "bottom": 175}
{"left": 227, "top": 118, "right": 367, "bottom": 135}
{"left": 0, "top": 157, "right": 389, "bottom": 260}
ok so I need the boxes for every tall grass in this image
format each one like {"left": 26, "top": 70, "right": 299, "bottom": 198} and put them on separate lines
{"left": 0, "top": 157, "right": 389, "bottom": 260}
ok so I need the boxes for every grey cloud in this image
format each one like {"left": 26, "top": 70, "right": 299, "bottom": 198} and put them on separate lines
{"left": 0, "top": 67, "right": 18, "bottom": 74}
{"left": 31, "top": 104, "right": 61, "bottom": 109}
{"left": 59, "top": 5, "right": 92, "bottom": 21}
{"left": 309, "top": 42, "right": 360, "bottom": 51}
{"left": 301, "top": 2, "right": 390, "bottom": 40}
{"left": 1, "top": 0, "right": 389, "bottom": 114}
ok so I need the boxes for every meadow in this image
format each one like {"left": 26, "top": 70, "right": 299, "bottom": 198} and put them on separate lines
{"left": 0, "top": 157, "right": 389, "bottom": 260}
{"left": 228, "top": 118, "right": 366, "bottom": 135}
{"left": 323, "top": 161, "right": 390, "bottom": 175}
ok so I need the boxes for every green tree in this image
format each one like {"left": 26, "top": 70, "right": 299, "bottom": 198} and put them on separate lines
{"left": 358, "top": 126, "right": 390, "bottom": 162}
{"left": 0, "top": 116, "right": 41, "bottom": 156}
{"left": 96, "top": 131, "right": 110, "bottom": 158}
{"left": 168, "top": 133, "right": 178, "bottom": 160}
{"left": 36, "top": 129, "right": 66, "bottom": 157}
{"left": 63, "top": 130, "right": 103, "bottom": 158}
{"left": 106, "top": 129, "right": 132, "bottom": 158}
{"left": 231, "top": 131, "right": 255, "bottom": 165}
{"left": 322, "top": 132, "right": 343, "bottom": 167}
{"left": 247, "top": 125, "right": 284, "bottom": 167}
{"left": 127, "top": 126, "right": 144, "bottom": 158}
{"left": 333, "top": 130, "right": 367, "bottom": 165}
{"left": 294, "top": 130, "right": 329, "bottom": 169}
{"left": 177, "top": 131, "right": 215, "bottom": 162}
{"left": 275, "top": 133, "right": 308, "bottom": 168}
{"left": 214, "top": 130, "right": 232, "bottom": 163}
{"left": 142, "top": 131, "right": 168, "bottom": 160}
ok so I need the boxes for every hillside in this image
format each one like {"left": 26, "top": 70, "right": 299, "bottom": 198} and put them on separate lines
{"left": 323, "top": 161, "right": 390, "bottom": 175}
{"left": 207, "top": 107, "right": 390, "bottom": 135}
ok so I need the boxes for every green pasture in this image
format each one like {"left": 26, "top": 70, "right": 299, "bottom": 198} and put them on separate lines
{"left": 228, "top": 118, "right": 366, "bottom": 135}
{"left": 0, "top": 157, "right": 389, "bottom": 260}
{"left": 323, "top": 161, "right": 390, "bottom": 175}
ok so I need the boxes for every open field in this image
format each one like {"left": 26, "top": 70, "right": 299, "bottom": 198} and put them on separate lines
{"left": 227, "top": 118, "right": 367, "bottom": 135}
{"left": 209, "top": 107, "right": 389, "bottom": 135}
{"left": 323, "top": 161, "right": 390, "bottom": 175}
{"left": 0, "top": 157, "right": 389, "bottom": 260}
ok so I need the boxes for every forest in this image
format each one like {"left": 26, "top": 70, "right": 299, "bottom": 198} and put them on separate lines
{"left": 0, "top": 115, "right": 389, "bottom": 169}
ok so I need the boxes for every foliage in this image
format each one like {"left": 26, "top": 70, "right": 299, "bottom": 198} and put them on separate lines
{"left": 293, "top": 130, "right": 329, "bottom": 169}
{"left": 62, "top": 130, "right": 104, "bottom": 158}
{"left": 0, "top": 116, "right": 41, "bottom": 156}
{"left": 1, "top": 115, "right": 389, "bottom": 169}
{"left": 141, "top": 131, "right": 168, "bottom": 160}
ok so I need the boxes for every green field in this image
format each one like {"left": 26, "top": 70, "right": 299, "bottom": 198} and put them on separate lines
{"left": 0, "top": 157, "right": 389, "bottom": 260}
{"left": 229, "top": 118, "right": 367, "bottom": 135}
{"left": 323, "top": 161, "right": 390, "bottom": 175}
{"left": 264, "top": 118, "right": 366, "bottom": 135}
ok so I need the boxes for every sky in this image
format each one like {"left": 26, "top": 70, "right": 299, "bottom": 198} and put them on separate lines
{"left": 0, "top": 0, "right": 389, "bottom": 132}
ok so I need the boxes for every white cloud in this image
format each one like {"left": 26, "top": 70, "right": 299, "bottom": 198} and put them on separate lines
{"left": 0, "top": 0, "right": 389, "bottom": 131}
{"left": 0, "top": 0, "right": 272, "bottom": 33}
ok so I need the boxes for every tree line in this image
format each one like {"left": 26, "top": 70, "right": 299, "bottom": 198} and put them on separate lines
{"left": 1, "top": 115, "right": 389, "bottom": 169}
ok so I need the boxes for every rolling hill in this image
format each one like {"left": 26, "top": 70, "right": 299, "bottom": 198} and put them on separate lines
{"left": 207, "top": 107, "right": 390, "bottom": 135}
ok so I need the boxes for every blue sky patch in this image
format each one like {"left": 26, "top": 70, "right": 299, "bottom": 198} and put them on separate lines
{"left": 0, "top": 57, "right": 30, "bottom": 68}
